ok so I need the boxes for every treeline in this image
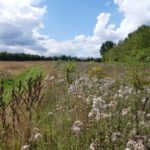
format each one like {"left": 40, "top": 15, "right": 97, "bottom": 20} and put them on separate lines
{"left": 101, "top": 25, "right": 150, "bottom": 64}
{"left": 0, "top": 52, "right": 101, "bottom": 62}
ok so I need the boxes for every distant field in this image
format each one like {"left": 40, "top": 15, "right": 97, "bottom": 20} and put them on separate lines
{"left": 0, "top": 61, "right": 52, "bottom": 77}
{"left": 0, "top": 61, "right": 53, "bottom": 101}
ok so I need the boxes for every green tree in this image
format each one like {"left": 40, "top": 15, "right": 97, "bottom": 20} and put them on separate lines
{"left": 102, "top": 25, "right": 150, "bottom": 63}
{"left": 100, "top": 41, "right": 115, "bottom": 57}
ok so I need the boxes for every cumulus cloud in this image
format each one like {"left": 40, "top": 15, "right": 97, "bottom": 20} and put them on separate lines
{"left": 114, "top": 0, "right": 150, "bottom": 38}
{"left": 0, "top": 0, "right": 150, "bottom": 57}
{"left": 0, "top": 0, "right": 47, "bottom": 54}
{"left": 40, "top": 0, "right": 150, "bottom": 57}
{"left": 43, "top": 13, "right": 112, "bottom": 57}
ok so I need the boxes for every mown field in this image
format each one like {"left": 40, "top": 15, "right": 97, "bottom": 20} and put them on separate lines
{"left": 0, "top": 61, "right": 150, "bottom": 150}
{"left": 0, "top": 61, "right": 52, "bottom": 100}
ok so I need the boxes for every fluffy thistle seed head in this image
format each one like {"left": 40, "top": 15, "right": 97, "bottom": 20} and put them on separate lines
{"left": 72, "top": 120, "right": 83, "bottom": 134}
{"left": 21, "top": 144, "right": 30, "bottom": 150}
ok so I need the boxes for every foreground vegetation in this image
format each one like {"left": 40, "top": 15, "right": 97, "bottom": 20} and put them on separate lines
{"left": 0, "top": 61, "right": 149, "bottom": 150}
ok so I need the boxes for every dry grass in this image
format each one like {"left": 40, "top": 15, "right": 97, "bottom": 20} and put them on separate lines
{"left": 0, "top": 61, "right": 53, "bottom": 77}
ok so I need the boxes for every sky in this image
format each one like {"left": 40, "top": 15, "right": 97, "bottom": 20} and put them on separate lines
{"left": 40, "top": 0, "right": 123, "bottom": 40}
{"left": 0, "top": 0, "right": 150, "bottom": 57}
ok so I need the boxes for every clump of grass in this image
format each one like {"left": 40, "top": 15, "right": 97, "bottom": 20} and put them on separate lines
{"left": 0, "top": 74, "right": 44, "bottom": 149}
{"left": 88, "top": 66, "right": 105, "bottom": 79}
{"left": 64, "top": 61, "right": 76, "bottom": 84}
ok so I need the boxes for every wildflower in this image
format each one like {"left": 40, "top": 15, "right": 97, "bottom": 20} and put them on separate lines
{"left": 86, "top": 97, "right": 91, "bottom": 104}
{"left": 141, "top": 97, "right": 147, "bottom": 103}
{"left": 33, "top": 127, "right": 40, "bottom": 133}
{"left": 44, "top": 75, "right": 50, "bottom": 80}
{"left": 139, "top": 121, "right": 149, "bottom": 128}
{"left": 58, "top": 72, "right": 63, "bottom": 78}
{"left": 108, "top": 101, "right": 117, "bottom": 107}
{"left": 146, "top": 113, "right": 150, "bottom": 118}
{"left": 126, "top": 139, "right": 145, "bottom": 150}
{"left": 34, "top": 132, "right": 42, "bottom": 141}
{"left": 122, "top": 108, "right": 130, "bottom": 116}
{"left": 21, "top": 144, "right": 30, "bottom": 150}
{"left": 58, "top": 79, "right": 65, "bottom": 83}
{"left": 125, "top": 148, "right": 130, "bottom": 150}
{"left": 48, "top": 111, "right": 53, "bottom": 116}
{"left": 72, "top": 120, "right": 83, "bottom": 134}
{"left": 56, "top": 105, "right": 63, "bottom": 111}
{"left": 90, "top": 142, "right": 95, "bottom": 150}
{"left": 146, "top": 88, "right": 150, "bottom": 94}
{"left": 50, "top": 76, "right": 55, "bottom": 81}
{"left": 30, "top": 127, "right": 42, "bottom": 143}
{"left": 123, "top": 86, "right": 132, "bottom": 95}
{"left": 72, "top": 126, "right": 81, "bottom": 134}
{"left": 89, "top": 139, "right": 100, "bottom": 150}
{"left": 94, "top": 97, "right": 107, "bottom": 112}
{"left": 95, "top": 112, "right": 111, "bottom": 120}
{"left": 138, "top": 111, "right": 145, "bottom": 115}
{"left": 130, "top": 128, "right": 136, "bottom": 136}
{"left": 112, "top": 132, "right": 121, "bottom": 141}
{"left": 69, "top": 107, "right": 76, "bottom": 113}
{"left": 88, "top": 108, "right": 99, "bottom": 118}
{"left": 126, "top": 139, "right": 137, "bottom": 149}
{"left": 77, "top": 94, "right": 84, "bottom": 99}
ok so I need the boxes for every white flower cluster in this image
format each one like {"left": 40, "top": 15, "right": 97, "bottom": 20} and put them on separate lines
{"left": 125, "top": 139, "right": 145, "bottom": 150}
{"left": 89, "top": 139, "right": 100, "bottom": 150}
{"left": 30, "top": 127, "right": 42, "bottom": 143}
{"left": 67, "top": 74, "right": 149, "bottom": 149}
{"left": 68, "top": 76, "right": 116, "bottom": 121}
{"left": 113, "top": 86, "right": 133, "bottom": 100}
{"left": 21, "top": 144, "right": 30, "bottom": 150}
{"left": 88, "top": 97, "right": 111, "bottom": 120}
{"left": 44, "top": 75, "right": 55, "bottom": 81}
{"left": 111, "top": 132, "right": 121, "bottom": 141}
{"left": 122, "top": 108, "right": 131, "bottom": 116}
{"left": 68, "top": 76, "right": 115, "bottom": 98}
{"left": 72, "top": 120, "right": 83, "bottom": 135}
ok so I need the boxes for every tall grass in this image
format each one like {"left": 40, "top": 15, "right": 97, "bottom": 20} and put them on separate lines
{"left": 0, "top": 74, "right": 43, "bottom": 149}
{"left": 0, "top": 62, "right": 149, "bottom": 150}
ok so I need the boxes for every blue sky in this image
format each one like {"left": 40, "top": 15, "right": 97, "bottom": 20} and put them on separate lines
{"left": 41, "top": 0, "right": 123, "bottom": 40}
{"left": 0, "top": 0, "right": 150, "bottom": 57}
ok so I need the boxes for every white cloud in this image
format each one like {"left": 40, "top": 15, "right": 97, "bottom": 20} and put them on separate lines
{"left": 0, "top": 0, "right": 47, "bottom": 54}
{"left": 113, "top": 0, "right": 150, "bottom": 38}
{"left": 43, "top": 13, "right": 112, "bottom": 57}
{"left": 41, "top": 0, "right": 150, "bottom": 57}
{"left": 0, "top": 0, "right": 150, "bottom": 57}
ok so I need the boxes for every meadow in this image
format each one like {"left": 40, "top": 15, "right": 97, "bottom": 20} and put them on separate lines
{"left": 0, "top": 61, "right": 149, "bottom": 150}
